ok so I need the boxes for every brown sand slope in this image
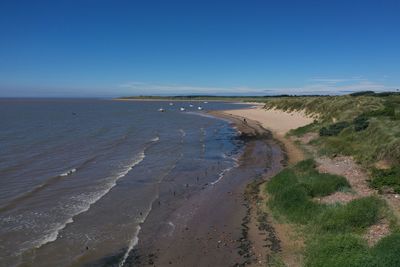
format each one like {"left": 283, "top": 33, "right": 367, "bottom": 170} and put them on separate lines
{"left": 222, "top": 107, "right": 314, "bottom": 164}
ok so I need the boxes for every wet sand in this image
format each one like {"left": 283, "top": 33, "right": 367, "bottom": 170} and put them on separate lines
{"left": 123, "top": 112, "right": 285, "bottom": 266}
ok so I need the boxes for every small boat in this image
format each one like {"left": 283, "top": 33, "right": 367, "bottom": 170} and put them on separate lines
{"left": 189, "top": 104, "right": 194, "bottom": 108}
{"left": 180, "top": 107, "right": 186, "bottom": 111}
{"left": 169, "top": 103, "right": 174, "bottom": 106}
{"left": 203, "top": 101, "right": 208, "bottom": 104}
{"left": 158, "top": 108, "right": 165, "bottom": 112}
{"left": 197, "top": 106, "right": 203, "bottom": 110}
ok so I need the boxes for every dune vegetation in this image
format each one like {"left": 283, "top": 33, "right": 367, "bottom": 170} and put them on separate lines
{"left": 266, "top": 159, "right": 399, "bottom": 267}
{"left": 261, "top": 92, "right": 400, "bottom": 266}
{"left": 264, "top": 92, "right": 400, "bottom": 193}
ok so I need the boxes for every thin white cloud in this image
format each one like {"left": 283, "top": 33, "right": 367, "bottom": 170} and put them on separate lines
{"left": 119, "top": 82, "right": 265, "bottom": 95}
{"left": 308, "top": 78, "right": 350, "bottom": 83}
{"left": 119, "top": 79, "right": 398, "bottom": 96}
{"left": 308, "top": 76, "right": 367, "bottom": 84}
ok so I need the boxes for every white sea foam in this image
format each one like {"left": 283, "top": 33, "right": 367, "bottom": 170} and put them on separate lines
{"left": 117, "top": 144, "right": 186, "bottom": 266}
{"left": 33, "top": 151, "right": 146, "bottom": 250}
{"left": 179, "top": 129, "right": 186, "bottom": 137}
{"left": 118, "top": 194, "right": 157, "bottom": 267}
{"left": 167, "top": 221, "right": 176, "bottom": 236}
{"left": 210, "top": 159, "right": 239, "bottom": 186}
{"left": 210, "top": 167, "right": 233, "bottom": 186}
{"left": 150, "top": 136, "right": 160, "bottom": 142}
{"left": 119, "top": 225, "right": 141, "bottom": 267}
{"left": 34, "top": 218, "right": 74, "bottom": 249}
{"left": 59, "top": 168, "right": 76, "bottom": 177}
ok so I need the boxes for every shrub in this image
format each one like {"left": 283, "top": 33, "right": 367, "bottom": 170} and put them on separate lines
{"left": 319, "top": 121, "right": 351, "bottom": 136}
{"left": 370, "top": 167, "right": 400, "bottom": 193}
{"left": 353, "top": 115, "right": 369, "bottom": 131}
{"left": 289, "top": 121, "right": 319, "bottom": 137}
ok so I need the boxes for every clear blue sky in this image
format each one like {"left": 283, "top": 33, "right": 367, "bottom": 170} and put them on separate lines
{"left": 0, "top": 0, "right": 399, "bottom": 97}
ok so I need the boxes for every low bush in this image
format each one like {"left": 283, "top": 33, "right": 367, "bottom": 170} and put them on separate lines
{"left": 319, "top": 121, "right": 351, "bottom": 136}
{"left": 370, "top": 167, "right": 400, "bottom": 193}
{"left": 353, "top": 115, "right": 369, "bottom": 131}
{"left": 289, "top": 121, "right": 319, "bottom": 137}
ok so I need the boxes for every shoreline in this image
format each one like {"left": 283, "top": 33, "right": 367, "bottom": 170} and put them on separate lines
{"left": 84, "top": 103, "right": 310, "bottom": 266}
{"left": 210, "top": 106, "right": 315, "bottom": 266}
{"left": 220, "top": 106, "right": 314, "bottom": 164}
{"left": 121, "top": 109, "right": 285, "bottom": 266}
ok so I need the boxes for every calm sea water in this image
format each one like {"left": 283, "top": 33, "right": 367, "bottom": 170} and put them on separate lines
{"left": 0, "top": 99, "right": 246, "bottom": 266}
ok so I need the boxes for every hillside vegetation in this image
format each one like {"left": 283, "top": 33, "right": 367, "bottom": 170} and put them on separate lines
{"left": 264, "top": 93, "right": 400, "bottom": 193}
{"left": 266, "top": 159, "right": 399, "bottom": 267}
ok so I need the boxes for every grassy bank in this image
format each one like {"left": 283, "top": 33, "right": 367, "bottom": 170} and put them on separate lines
{"left": 266, "top": 159, "right": 399, "bottom": 267}
{"left": 264, "top": 93, "right": 400, "bottom": 193}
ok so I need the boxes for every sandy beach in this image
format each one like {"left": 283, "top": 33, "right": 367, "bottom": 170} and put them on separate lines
{"left": 222, "top": 106, "right": 314, "bottom": 164}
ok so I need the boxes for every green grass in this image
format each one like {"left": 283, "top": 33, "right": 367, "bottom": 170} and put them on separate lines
{"left": 264, "top": 95, "right": 385, "bottom": 122}
{"left": 317, "top": 116, "right": 400, "bottom": 164}
{"left": 370, "top": 233, "right": 400, "bottom": 266}
{"left": 265, "top": 94, "right": 400, "bottom": 193}
{"left": 305, "top": 234, "right": 372, "bottom": 267}
{"left": 263, "top": 93, "right": 400, "bottom": 266}
{"left": 265, "top": 159, "right": 399, "bottom": 267}
{"left": 315, "top": 197, "right": 382, "bottom": 234}
{"left": 266, "top": 159, "right": 350, "bottom": 224}
{"left": 305, "top": 233, "right": 400, "bottom": 267}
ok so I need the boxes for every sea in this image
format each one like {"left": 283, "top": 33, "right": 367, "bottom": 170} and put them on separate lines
{"left": 0, "top": 98, "right": 248, "bottom": 266}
